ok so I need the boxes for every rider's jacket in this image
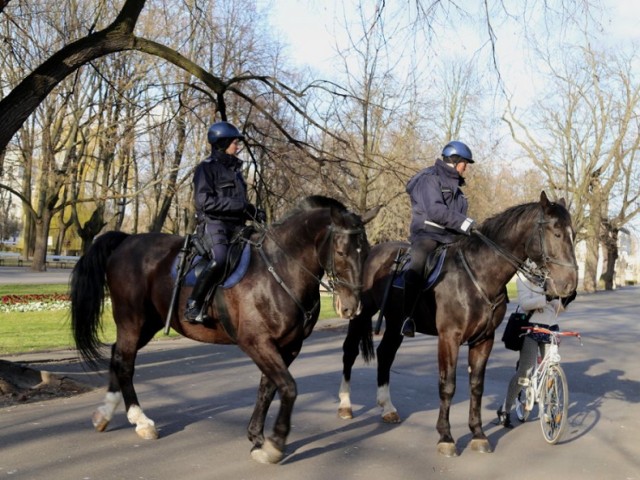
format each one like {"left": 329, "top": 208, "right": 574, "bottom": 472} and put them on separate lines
{"left": 406, "top": 159, "right": 473, "bottom": 243}
{"left": 193, "top": 150, "right": 250, "bottom": 226}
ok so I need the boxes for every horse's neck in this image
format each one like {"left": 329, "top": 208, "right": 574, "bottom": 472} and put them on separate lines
{"left": 265, "top": 216, "right": 326, "bottom": 277}
{"left": 462, "top": 235, "right": 524, "bottom": 291}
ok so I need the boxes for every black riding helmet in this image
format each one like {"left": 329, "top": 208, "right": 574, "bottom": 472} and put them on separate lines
{"left": 442, "top": 140, "right": 474, "bottom": 164}
{"left": 207, "top": 121, "right": 244, "bottom": 152}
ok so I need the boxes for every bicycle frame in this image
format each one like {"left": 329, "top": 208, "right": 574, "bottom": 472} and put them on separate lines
{"left": 515, "top": 326, "right": 581, "bottom": 444}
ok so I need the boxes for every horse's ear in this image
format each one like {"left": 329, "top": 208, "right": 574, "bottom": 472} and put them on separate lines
{"left": 361, "top": 205, "right": 382, "bottom": 225}
{"left": 540, "top": 191, "right": 550, "bottom": 208}
{"left": 540, "top": 191, "right": 567, "bottom": 209}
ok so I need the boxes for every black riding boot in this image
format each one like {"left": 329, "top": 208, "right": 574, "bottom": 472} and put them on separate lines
{"left": 401, "top": 270, "right": 421, "bottom": 337}
{"left": 184, "top": 259, "right": 223, "bottom": 324}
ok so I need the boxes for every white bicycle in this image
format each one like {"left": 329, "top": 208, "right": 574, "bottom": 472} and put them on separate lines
{"left": 514, "top": 326, "right": 582, "bottom": 444}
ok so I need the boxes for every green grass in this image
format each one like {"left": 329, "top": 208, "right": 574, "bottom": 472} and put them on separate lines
{"left": 0, "top": 284, "right": 341, "bottom": 355}
{"left": 0, "top": 281, "right": 520, "bottom": 355}
{"left": 1, "top": 283, "right": 72, "bottom": 296}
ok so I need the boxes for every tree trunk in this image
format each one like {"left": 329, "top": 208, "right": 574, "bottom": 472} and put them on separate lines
{"left": 31, "top": 210, "right": 52, "bottom": 271}
{"left": 583, "top": 234, "right": 599, "bottom": 293}
{"left": 601, "top": 227, "right": 619, "bottom": 291}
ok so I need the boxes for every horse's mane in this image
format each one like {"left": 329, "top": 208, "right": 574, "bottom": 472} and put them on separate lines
{"left": 479, "top": 202, "right": 540, "bottom": 239}
{"left": 457, "top": 198, "right": 571, "bottom": 250}
{"left": 296, "top": 195, "right": 348, "bottom": 212}
{"left": 278, "top": 195, "right": 348, "bottom": 222}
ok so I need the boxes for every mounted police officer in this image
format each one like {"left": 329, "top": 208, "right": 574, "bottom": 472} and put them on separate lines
{"left": 401, "top": 141, "right": 476, "bottom": 337}
{"left": 184, "top": 121, "right": 265, "bottom": 324}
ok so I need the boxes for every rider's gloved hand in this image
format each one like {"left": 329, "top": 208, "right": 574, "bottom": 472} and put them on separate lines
{"left": 255, "top": 208, "right": 267, "bottom": 224}
{"left": 244, "top": 203, "right": 258, "bottom": 219}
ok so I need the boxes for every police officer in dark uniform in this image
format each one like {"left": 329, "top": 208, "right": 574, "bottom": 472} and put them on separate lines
{"left": 184, "top": 121, "right": 265, "bottom": 324}
{"left": 401, "top": 141, "right": 476, "bottom": 337}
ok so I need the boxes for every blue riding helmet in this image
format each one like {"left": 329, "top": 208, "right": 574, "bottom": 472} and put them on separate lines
{"left": 442, "top": 141, "right": 474, "bottom": 163}
{"left": 207, "top": 121, "right": 244, "bottom": 145}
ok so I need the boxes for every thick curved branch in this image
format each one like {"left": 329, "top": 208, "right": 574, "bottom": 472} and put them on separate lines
{"left": 0, "top": 0, "right": 146, "bottom": 170}
{"left": 0, "top": 182, "right": 37, "bottom": 217}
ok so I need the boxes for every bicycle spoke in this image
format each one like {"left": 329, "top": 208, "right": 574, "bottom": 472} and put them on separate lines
{"left": 540, "top": 365, "right": 569, "bottom": 444}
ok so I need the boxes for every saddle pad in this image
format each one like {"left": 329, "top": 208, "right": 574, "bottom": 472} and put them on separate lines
{"left": 171, "top": 242, "right": 251, "bottom": 289}
{"left": 393, "top": 248, "right": 447, "bottom": 291}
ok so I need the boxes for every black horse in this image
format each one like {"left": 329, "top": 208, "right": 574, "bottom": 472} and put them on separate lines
{"left": 338, "top": 192, "right": 577, "bottom": 456}
{"left": 70, "top": 196, "right": 379, "bottom": 464}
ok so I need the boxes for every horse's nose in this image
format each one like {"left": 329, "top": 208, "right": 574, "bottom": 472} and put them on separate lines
{"left": 335, "top": 295, "right": 361, "bottom": 320}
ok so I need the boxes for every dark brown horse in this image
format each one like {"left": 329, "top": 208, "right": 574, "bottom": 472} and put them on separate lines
{"left": 338, "top": 192, "right": 577, "bottom": 456}
{"left": 70, "top": 196, "right": 379, "bottom": 464}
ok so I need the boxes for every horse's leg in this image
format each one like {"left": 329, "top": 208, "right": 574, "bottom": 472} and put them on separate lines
{"left": 247, "top": 373, "right": 278, "bottom": 448}
{"left": 435, "top": 333, "right": 461, "bottom": 457}
{"left": 376, "top": 328, "right": 404, "bottom": 423}
{"left": 91, "top": 345, "right": 123, "bottom": 433}
{"left": 467, "top": 338, "right": 494, "bottom": 453}
{"left": 93, "top": 327, "right": 159, "bottom": 440}
{"left": 244, "top": 344, "right": 298, "bottom": 464}
{"left": 338, "top": 318, "right": 364, "bottom": 419}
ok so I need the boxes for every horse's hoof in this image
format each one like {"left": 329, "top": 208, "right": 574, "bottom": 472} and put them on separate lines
{"left": 92, "top": 411, "right": 109, "bottom": 432}
{"left": 338, "top": 407, "right": 353, "bottom": 420}
{"left": 437, "top": 442, "right": 458, "bottom": 457}
{"left": 135, "top": 425, "right": 159, "bottom": 440}
{"left": 250, "top": 439, "right": 283, "bottom": 464}
{"left": 470, "top": 438, "right": 493, "bottom": 453}
{"left": 382, "top": 411, "right": 401, "bottom": 424}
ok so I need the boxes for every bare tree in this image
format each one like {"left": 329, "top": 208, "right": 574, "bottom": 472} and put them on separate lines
{"left": 503, "top": 44, "right": 640, "bottom": 291}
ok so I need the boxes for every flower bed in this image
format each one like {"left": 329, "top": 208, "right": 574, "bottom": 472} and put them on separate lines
{"left": 1, "top": 293, "right": 71, "bottom": 313}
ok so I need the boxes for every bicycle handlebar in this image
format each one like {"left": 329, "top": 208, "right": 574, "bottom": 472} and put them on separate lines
{"left": 520, "top": 326, "right": 582, "bottom": 341}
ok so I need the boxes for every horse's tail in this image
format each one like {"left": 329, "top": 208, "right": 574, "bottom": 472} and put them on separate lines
{"left": 70, "top": 231, "right": 129, "bottom": 367}
{"left": 358, "top": 311, "right": 376, "bottom": 363}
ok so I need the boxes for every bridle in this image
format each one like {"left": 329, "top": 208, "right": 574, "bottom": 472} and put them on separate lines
{"left": 247, "top": 217, "right": 366, "bottom": 324}
{"left": 460, "top": 206, "right": 577, "bottom": 346}
{"left": 317, "top": 223, "right": 367, "bottom": 294}
{"left": 472, "top": 207, "right": 577, "bottom": 289}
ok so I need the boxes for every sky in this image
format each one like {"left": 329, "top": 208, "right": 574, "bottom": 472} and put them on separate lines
{"left": 259, "top": 0, "right": 640, "bottom": 233}
{"left": 263, "top": 0, "right": 640, "bottom": 86}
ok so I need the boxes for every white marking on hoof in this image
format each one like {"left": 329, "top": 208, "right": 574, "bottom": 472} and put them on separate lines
{"left": 437, "top": 442, "right": 458, "bottom": 457}
{"left": 470, "top": 438, "right": 493, "bottom": 453}
{"left": 382, "top": 411, "right": 402, "bottom": 423}
{"left": 250, "top": 439, "right": 284, "bottom": 464}
{"left": 377, "top": 385, "right": 400, "bottom": 422}
{"left": 338, "top": 378, "right": 353, "bottom": 419}
{"left": 127, "top": 405, "right": 158, "bottom": 440}
{"left": 92, "top": 391, "right": 122, "bottom": 432}
{"left": 136, "top": 424, "right": 159, "bottom": 440}
{"left": 92, "top": 410, "right": 109, "bottom": 432}
{"left": 338, "top": 407, "right": 354, "bottom": 420}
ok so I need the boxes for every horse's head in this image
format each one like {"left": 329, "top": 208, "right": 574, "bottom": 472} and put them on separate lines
{"left": 525, "top": 191, "right": 578, "bottom": 297}
{"left": 323, "top": 203, "right": 380, "bottom": 320}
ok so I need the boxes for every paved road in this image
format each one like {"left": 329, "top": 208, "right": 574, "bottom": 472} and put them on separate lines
{"left": 1, "top": 287, "right": 639, "bottom": 480}
{"left": 0, "top": 266, "right": 73, "bottom": 285}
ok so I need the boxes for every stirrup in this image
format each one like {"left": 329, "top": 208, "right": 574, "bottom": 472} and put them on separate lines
{"left": 183, "top": 302, "right": 207, "bottom": 324}
{"left": 401, "top": 317, "right": 415, "bottom": 337}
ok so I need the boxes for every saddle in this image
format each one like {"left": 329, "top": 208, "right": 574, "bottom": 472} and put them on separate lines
{"left": 392, "top": 245, "right": 447, "bottom": 292}
{"left": 171, "top": 226, "right": 255, "bottom": 289}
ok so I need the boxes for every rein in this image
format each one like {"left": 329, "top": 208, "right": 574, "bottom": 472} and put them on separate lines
{"left": 471, "top": 207, "right": 576, "bottom": 288}
{"left": 461, "top": 206, "right": 575, "bottom": 346}
{"left": 318, "top": 224, "right": 366, "bottom": 292}
{"left": 246, "top": 220, "right": 365, "bottom": 326}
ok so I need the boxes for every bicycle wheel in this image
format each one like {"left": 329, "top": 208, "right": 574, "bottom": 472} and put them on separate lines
{"left": 540, "top": 364, "right": 569, "bottom": 444}
{"left": 514, "top": 387, "right": 532, "bottom": 422}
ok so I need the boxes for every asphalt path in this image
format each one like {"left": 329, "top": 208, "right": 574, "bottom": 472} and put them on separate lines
{"left": 0, "top": 266, "right": 73, "bottom": 285}
{"left": 1, "top": 279, "right": 639, "bottom": 480}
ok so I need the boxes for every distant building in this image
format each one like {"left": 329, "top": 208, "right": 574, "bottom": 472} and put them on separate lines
{"left": 575, "top": 229, "right": 639, "bottom": 289}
